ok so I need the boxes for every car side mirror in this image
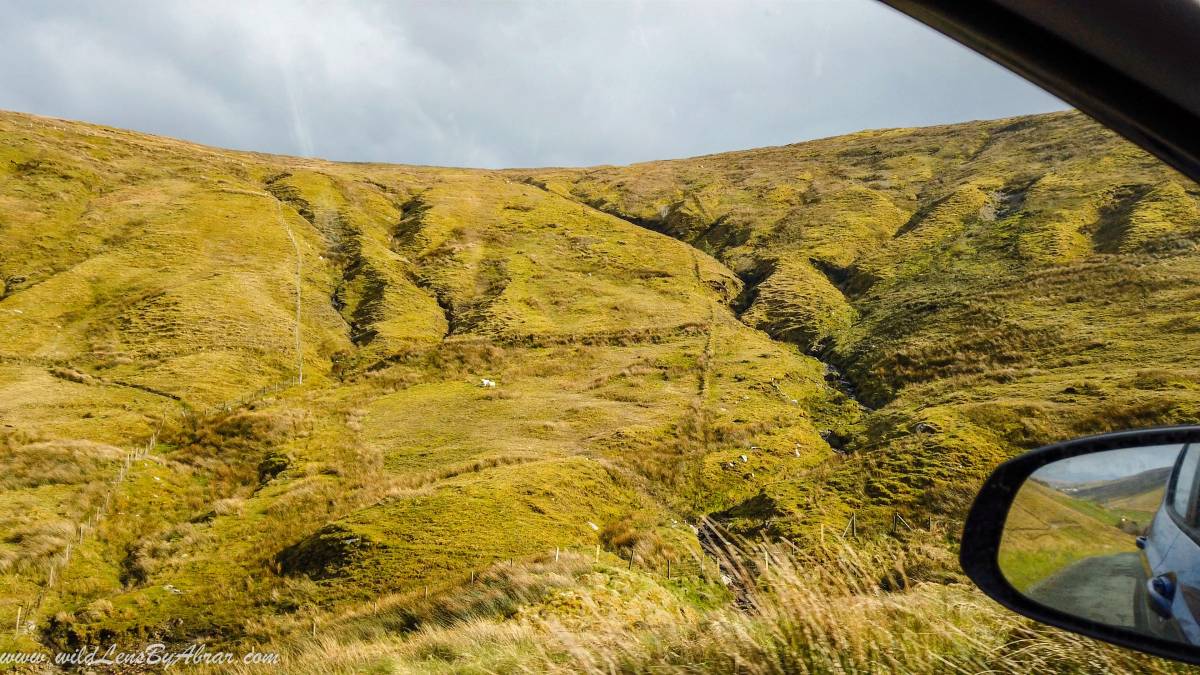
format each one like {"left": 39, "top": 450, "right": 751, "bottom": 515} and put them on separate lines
{"left": 962, "top": 426, "right": 1200, "bottom": 664}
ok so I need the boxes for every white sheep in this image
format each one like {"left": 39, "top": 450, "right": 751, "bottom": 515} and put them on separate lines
{"left": 479, "top": 378, "right": 497, "bottom": 388}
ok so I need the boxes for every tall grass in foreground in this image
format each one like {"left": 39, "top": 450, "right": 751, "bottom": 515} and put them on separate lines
{"left": 217, "top": 536, "right": 1188, "bottom": 674}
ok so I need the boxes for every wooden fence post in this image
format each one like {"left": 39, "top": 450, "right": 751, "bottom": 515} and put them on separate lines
{"left": 842, "top": 513, "right": 857, "bottom": 539}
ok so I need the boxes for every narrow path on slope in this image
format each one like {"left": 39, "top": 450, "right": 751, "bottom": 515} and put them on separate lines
{"left": 220, "top": 188, "right": 304, "bottom": 385}
{"left": 275, "top": 198, "right": 304, "bottom": 384}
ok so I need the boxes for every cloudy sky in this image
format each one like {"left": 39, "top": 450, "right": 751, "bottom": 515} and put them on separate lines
{"left": 1034, "top": 445, "right": 1182, "bottom": 484}
{"left": 0, "top": 0, "right": 1066, "bottom": 168}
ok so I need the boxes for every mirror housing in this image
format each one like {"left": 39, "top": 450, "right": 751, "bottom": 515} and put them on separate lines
{"left": 962, "top": 425, "right": 1200, "bottom": 664}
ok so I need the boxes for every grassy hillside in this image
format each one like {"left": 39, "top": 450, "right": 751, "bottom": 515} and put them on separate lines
{"left": 524, "top": 111, "right": 1200, "bottom": 539}
{"left": 0, "top": 108, "right": 1198, "bottom": 672}
{"left": 1071, "top": 466, "right": 1171, "bottom": 509}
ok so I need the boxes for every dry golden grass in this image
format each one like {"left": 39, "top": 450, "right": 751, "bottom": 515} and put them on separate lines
{"left": 211, "top": 538, "right": 1189, "bottom": 675}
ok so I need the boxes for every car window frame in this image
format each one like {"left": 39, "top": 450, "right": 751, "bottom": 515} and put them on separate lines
{"left": 1167, "top": 443, "right": 1200, "bottom": 535}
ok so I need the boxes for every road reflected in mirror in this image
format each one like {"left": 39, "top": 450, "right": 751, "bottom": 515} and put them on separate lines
{"left": 1000, "top": 443, "right": 1194, "bottom": 644}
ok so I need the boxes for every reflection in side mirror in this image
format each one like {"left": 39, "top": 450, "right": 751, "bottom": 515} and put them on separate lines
{"left": 961, "top": 427, "right": 1200, "bottom": 665}
{"left": 1000, "top": 444, "right": 1183, "bottom": 641}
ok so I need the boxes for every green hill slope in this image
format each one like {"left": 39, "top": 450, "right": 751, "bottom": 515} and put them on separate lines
{"left": 1072, "top": 466, "right": 1171, "bottom": 510}
{"left": 1, "top": 109, "right": 1198, "bottom": 671}
{"left": 524, "top": 110, "right": 1200, "bottom": 537}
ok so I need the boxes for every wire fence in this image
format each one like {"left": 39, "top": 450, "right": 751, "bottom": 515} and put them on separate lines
{"left": 5, "top": 191, "right": 308, "bottom": 638}
{"left": 3, "top": 121, "right": 320, "bottom": 641}
{"left": 9, "top": 368, "right": 304, "bottom": 639}
{"left": 12, "top": 417, "right": 163, "bottom": 634}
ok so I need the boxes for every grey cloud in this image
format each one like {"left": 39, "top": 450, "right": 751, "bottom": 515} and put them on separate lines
{"left": 0, "top": 0, "right": 1065, "bottom": 168}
